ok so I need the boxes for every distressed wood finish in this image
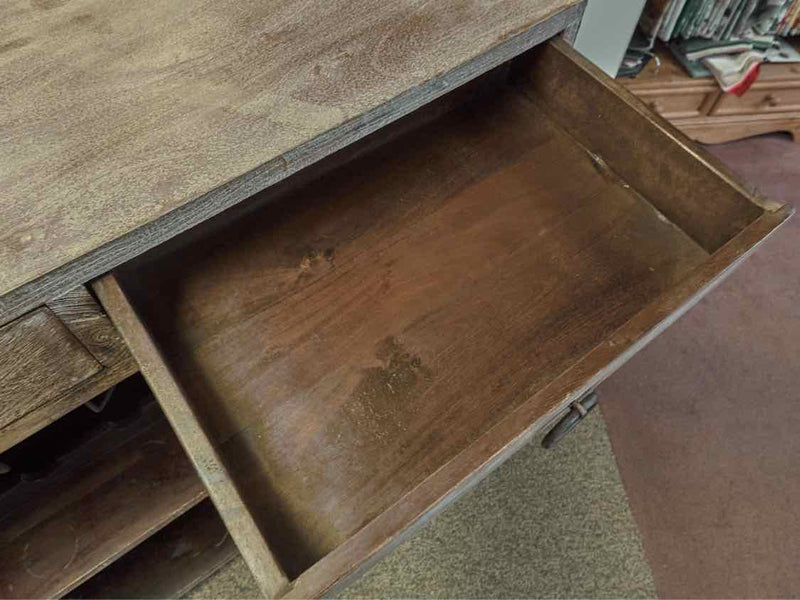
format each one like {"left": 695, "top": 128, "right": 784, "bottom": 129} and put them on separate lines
{"left": 0, "top": 0, "right": 584, "bottom": 325}
{"left": 0, "top": 286, "right": 137, "bottom": 453}
{"left": 516, "top": 39, "right": 764, "bottom": 252}
{"left": 93, "top": 275, "right": 290, "bottom": 599}
{"left": 47, "top": 286, "right": 132, "bottom": 367}
{"left": 560, "top": 0, "right": 585, "bottom": 44}
{"left": 68, "top": 500, "right": 238, "bottom": 600}
{"left": 0, "top": 402, "right": 207, "bottom": 599}
{"left": 95, "top": 40, "right": 791, "bottom": 598}
{"left": 0, "top": 309, "right": 100, "bottom": 432}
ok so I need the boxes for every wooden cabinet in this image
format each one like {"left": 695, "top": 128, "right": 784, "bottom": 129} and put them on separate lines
{"left": 2, "top": 3, "right": 603, "bottom": 598}
{"left": 0, "top": 310, "right": 101, "bottom": 432}
{"left": 0, "top": 286, "right": 137, "bottom": 453}
{"left": 0, "top": 2, "right": 793, "bottom": 597}
{"left": 620, "top": 43, "right": 800, "bottom": 144}
{"left": 92, "top": 40, "right": 790, "bottom": 599}
{"left": 67, "top": 500, "right": 238, "bottom": 600}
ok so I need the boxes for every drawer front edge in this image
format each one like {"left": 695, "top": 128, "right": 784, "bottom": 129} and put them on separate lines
{"left": 0, "top": 285, "right": 138, "bottom": 452}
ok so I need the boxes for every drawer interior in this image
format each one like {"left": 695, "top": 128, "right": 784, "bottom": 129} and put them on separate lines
{"left": 95, "top": 40, "right": 790, "bottom": 598}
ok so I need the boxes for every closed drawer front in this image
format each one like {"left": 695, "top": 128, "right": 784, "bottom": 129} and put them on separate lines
{"left": 0, "top": 286, "right": 137, "bottom": 452}
{"left": 0, "top": 309, "right": 100, "bottom": 430}
{"left": 95, "top": 39, "right": 791, "bottom": 599}
{"left": 712, "top": 84, "right": 800, "bottom": 116}
{"left": 638, "top": 90, "right": 717, "bottom": 118}
{"left": 757, "top": 61, "right": 800, "bottom": 82}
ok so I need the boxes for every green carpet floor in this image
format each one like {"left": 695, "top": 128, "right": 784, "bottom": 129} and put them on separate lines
{"left": 187, "top": 412, "right": 655, "bottom": 599}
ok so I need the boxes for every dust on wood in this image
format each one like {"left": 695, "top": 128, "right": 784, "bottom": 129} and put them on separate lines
{"left": 344, "top": 336, "right": 433, "bottom": 443}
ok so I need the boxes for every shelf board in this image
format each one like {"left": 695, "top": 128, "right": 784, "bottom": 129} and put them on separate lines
{"left": 68, "top": 500, "right": 237, "bottom": 599}
{"left": 0, "top": 401, "right": 207, "bottom": 599}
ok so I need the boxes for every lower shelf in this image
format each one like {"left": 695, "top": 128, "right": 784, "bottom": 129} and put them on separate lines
{"left": 0, "top": 376, "right": 207, "bottom": 599}
{"left": 68, "top": 499, "right": 238, "bottom": 599}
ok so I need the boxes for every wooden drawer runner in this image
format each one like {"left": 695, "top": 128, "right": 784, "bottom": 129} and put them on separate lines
{"left": 94, "top": 39, "right": 791, "bottom": 599}
{"left": 0, "top": 286, "right": 137, "bottom": 452}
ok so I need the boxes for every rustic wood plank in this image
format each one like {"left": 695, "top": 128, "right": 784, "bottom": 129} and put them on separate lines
{"left": 560, "top": 0, "right": 586, "bottom": 44}
{"left": 47, "top": 286, "right": 133, "bottom": 368}
{"left": 0, "top": 357, "right": 138, "bottom": 454}
{"left": 0, "top": 309, "right": 100, "bottom": 432}
{"left": 0, "top": 401, "right": 207, "bottom": 599}
{"left": 0, "top": 0, "right": 584, "bottom": 326}
{"left": 67, "top": 500, "right": 237, "bottom": 600}
{"left": 93, "top": 275, "right": 291, "bottom": 599}
{"left": 0, "top": 286, "right": 138, "bottom": 453}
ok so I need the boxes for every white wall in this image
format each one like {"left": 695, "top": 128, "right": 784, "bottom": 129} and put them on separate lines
{"left": 573, "top": 0, "right": 647, "bottom": 77}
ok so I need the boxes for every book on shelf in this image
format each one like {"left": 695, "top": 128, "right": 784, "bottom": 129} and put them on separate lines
{"left": 703, "top": 49, "right": 763, "bottom": 93}
{"left": 674, "top": 37, "right": 754, "bottom": 60}
{"left": 639, "top": 0, "right": 800, "bottom": 42}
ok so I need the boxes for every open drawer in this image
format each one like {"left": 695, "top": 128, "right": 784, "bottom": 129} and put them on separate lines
{"left": 93, "top": 39, "right": 791, "bottom": 598}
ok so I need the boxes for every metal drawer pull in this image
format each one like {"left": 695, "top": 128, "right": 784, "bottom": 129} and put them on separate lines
{"left": 84, "top": 384, "right": 117, "bottom": 414}
{"left": 542, "top": 391, "right": 599, "bottom": 449}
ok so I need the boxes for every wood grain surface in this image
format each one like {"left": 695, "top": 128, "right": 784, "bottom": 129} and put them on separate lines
{"left": 517, "top": 40, "right": 764, "bottom": 252}
{"left": 290, "top": 203, "right": 792, "bottom": 599}
{"left": 94, "top": 40, "right": 789, "bottom": 597}
{"left": 47, "top": 286, "right": 133, "bottom": 369}
{"left": 0, "top": 309, "right": 100, "bottom": 432}
{"left": 106, "top": 70, "right": 717, "bottom": 582}
{"left": 0, "top": 0, "right": 583, "bottom": 325}
{"left": 674, "top": 113, "right": 800, "bottom": 144}
{"left": 0, "top": 402, "right": 207, "bottom": 599}
{"left": 93, "top": 274, "right": 291, "bottom": 599}
{"left": 0, "top": 286, "right": 138, "bottom": 453}
{"left": 68, "top": 500, "right": 237, "bottom": 600}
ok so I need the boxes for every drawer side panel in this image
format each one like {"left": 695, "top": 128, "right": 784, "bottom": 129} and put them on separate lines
{"left": 515, "top": 39, "right": 765, "bottom": 252}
